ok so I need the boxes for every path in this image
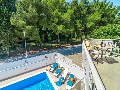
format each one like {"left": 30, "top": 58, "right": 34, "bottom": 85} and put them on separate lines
{"left": 0, "top": 45, "right": 82, "bottom": 65}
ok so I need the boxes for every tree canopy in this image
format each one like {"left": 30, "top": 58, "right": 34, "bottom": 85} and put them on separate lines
{"left": 0, "top": 0, "right": 120, "bottom": 56}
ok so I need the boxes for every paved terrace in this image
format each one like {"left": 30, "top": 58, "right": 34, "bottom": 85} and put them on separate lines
{"left": 89, "top": 39, "right": 120, "bottom": 90}
{"left": 93, "top": 57, "right": 120, "bottom": 90}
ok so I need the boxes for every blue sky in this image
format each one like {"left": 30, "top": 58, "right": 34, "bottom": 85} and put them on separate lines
{"left": 66, "top": 0, "right": 120, "bottom": 6}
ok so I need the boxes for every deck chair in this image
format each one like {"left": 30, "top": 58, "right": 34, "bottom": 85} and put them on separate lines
{"left": 54, "top": 65, "right": 64, "bottom": 78}
{"left": 66, "top": 73, "right": 75, "bottom": 90}
{"left": 55, "top": 68, "right": 69, "bottom": 87}
{"left": 49, "top": 62, "right": 59, "bottom": 73}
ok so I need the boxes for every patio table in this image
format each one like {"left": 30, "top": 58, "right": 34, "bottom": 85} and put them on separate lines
{"left": 94, "top": 44, "right": 114, "bottom": 60}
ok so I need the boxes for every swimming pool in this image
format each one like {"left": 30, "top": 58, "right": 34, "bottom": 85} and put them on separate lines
{"left": 0, "top": 71, "right": 55, "bottom": 90}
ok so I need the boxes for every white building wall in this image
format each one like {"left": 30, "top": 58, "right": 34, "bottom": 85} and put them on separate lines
{"left": 0, "top": 60, "right": 26, "bottom": 71}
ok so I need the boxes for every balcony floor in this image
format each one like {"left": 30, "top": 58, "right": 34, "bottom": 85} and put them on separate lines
{"left": 93, "top": 57, "right": 120, "bottom": 90}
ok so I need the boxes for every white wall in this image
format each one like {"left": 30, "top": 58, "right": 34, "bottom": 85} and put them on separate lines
{"left": 69, "top": 64, "right": 83, "bottom": 80}
{"left": 0, "top": 53, "right": 56, "bottom": 81}
{"left": 0, "top": 60, "right": 26, "bottom": 71}
{"left": 82, "top": 42, "right": 89, "bottom": 90}
{"left": 0, "top": 65, "right": 28, "bottom": 80}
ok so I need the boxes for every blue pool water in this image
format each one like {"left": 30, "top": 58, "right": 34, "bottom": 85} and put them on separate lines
{"left": 0, "top": 72, "right": 55, "bottom": 90}
{"left": 23, "top": 79, "right": 53, "bottom": 90}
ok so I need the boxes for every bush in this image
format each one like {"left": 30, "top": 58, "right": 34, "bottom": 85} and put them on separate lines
{"left": 91, "top": 24, "right": 120, "bottom": 39}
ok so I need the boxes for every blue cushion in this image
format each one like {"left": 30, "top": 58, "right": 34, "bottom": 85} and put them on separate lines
{"left": 59, "top": 77, "right": 64, "bottom": 82}
{"left": 52, "top": 63, "right": 56, "bottom": 67}
{"left": 55, "top": 69, "right": 62, "bottom": 74}
{"left": 55, "top": 81, "right": 62, "bottom": 86}
{"left": 67, "top": 80, "right": 74, "bottom": 86}
{"left": 70, "top": 74, "right": 74, "bottom": 78}
{"left": 55, "top": 63, "right": 58, "bottom": 66}
{"left": 52, "top": 63, "right": 58, "bottom": 69}
{"left": 55, "top": 76, "right": 64, "bottom": 87}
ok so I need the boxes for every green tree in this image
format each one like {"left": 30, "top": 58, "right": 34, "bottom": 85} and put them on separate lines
{"left": 91, "top": 24, "right": 120, "bottom": 39}
{"left": 86, "top": 0, "right": 120, "bottom": 36}
{"left": 11, "top": 0, "right": 43, "bottom": 47}
{"left": 0, "top": 0, "right": 16, "bottom": 57}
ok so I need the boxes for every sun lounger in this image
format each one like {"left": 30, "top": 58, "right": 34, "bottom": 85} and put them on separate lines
{"left": 55, "top": 68, "right": 69, "bottom": 87}
{"left": 66, "top": 73, "right": 75, "bottom": 90}
{"left": 66, "top": 81, "right": 74, "bottom": 90}
{"left": 69, "top": 73, "right": 75, "bottom": 78}
{"left": 54, "top": 65, "right": 64, "bottom": 78}
{"left": 49, "top": 62, "right": 59, "bottom": 72}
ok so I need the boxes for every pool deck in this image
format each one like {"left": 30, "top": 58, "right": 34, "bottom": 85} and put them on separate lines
{"left": 0, "top": 64, "right": 81, "bottom": 90}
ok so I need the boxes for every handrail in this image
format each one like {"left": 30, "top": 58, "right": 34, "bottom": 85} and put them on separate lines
{"left": 83, "top": 41, "right": 106, "bottom": 90}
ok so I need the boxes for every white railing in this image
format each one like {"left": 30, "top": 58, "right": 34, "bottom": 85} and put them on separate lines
{"left": 82, "top": 41, "right": 105, "bottom": 90}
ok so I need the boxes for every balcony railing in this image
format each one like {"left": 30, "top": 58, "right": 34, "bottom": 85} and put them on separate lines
{"left": 82, "top": 40, "right": 106, "bottom": 90}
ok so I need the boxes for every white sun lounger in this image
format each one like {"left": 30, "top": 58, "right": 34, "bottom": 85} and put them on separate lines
{"left": 55, "top": 68, "right": 69, "bottom": 87}
{"left": 61, "top": 68, "right": 69, "bottom": 83}
{"left": 49, "top": 62, "right": 59, "bottom": 72}
{"left": 62, "top": 68, "right": 68, "bottom": 77}
{"left": 66, "top": 85, "right": 72, "bottom": 90}
{"left": 66, "top": 73, "right": 75, "bottom": 90}
{"left": 54, "top": 65, "right": 64, "bottom": 77}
